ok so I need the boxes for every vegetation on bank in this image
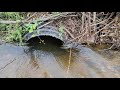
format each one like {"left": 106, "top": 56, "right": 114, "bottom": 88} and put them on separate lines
{"left": 0, "top": 12, "right": 38, "bottom": 45}
{"left": 0, "top": 12, "right": 120, "bottom": 50}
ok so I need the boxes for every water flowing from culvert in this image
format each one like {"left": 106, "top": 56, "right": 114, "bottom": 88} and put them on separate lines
{"left": 0, "top": 38, "right": 120, "bottom": 78}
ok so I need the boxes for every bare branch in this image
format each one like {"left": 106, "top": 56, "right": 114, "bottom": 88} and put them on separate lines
{"left": 0, "top": 20, "right": 23, "bottom": 24}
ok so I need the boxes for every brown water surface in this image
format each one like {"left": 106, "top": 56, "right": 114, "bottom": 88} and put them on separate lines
{"left": 0, "top": 40, "right": 120, "bottom": 78}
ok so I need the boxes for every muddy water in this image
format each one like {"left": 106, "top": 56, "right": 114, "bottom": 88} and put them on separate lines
{"left": 96, "top": 50, "right": 120, "bottom": 73}
{"left": 0, "top": 41, "right": 120, "bottom": 78}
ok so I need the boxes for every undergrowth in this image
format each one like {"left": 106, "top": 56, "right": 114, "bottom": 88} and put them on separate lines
{"left": 0, "top": 12, "right": 38, "bottom": 45}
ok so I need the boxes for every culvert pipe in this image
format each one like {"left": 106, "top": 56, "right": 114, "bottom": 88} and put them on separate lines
{"left": 24, "top": 26, "right": 67, "bottom": 45}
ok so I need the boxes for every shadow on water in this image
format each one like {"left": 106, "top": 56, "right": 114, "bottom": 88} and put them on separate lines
{"left": 0, "top": 36, "right": 120, "bottom": 78}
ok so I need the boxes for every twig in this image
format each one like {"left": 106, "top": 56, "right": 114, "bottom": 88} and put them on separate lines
{"left": 37, "top": 20, "right": 53, "bottom": 29}
{"left": 0, "top": 13, "right": 37, "bottom": 24}
{"left": 93, "top": 12, "right": 97, "bottom": 43}
{"left": 93, "top": 12, "right": 96, "bottom": 32}
{"left": 88, "top": 12, "right": 91, "bottom": 36}
{"left": 0, "top": 58, "right": 16, "bottom": 71}
{"left": 66, "top": 48, "right": 72, "bottom": 75}
{"left": 93, "top": 19, "right": 115, "bottom": 36}
{"left": 64, "top": 27, "right": 75, "bottom": 39}
{"left": 0, "top": 12, "right": 75, "bottom": 25}
{"left": 37, "top": 36, "right": 45, "bottom": 44}
{"left": 70, "top": 24, "right": 89, "bottom": 42}
{"left": 0, "top": 20, "right": 23, "bottom": 24}
{"left": 81, "top": 12, "right": 85, "bottom": 31}
{"left": 39, "top": 12, "right": 75, "bottom": 21}
{"left": 25, "top": 12, "right": 37, "bottom": 22}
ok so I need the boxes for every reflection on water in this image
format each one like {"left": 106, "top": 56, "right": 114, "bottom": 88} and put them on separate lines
{"left": 0, "top": 38, "right": 120, "bottom": 78}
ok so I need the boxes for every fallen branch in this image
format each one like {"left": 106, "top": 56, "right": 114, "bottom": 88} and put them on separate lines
{"left": 0, "top": 12, "right": 75, "bottom": 24}
{"left": 93, "top": 18, "right": 115, "bottom": 36}
{"left": 36, "top": 12, "right": 75, "bottom": 22}
{"left": 25, "top": 12, "right": 37, "bottom": 21}
{"left": 64, "top": 27, "right": 75, "bottom": 39}
{"left": 0, "top": 58, "right": 16, "bottom": 71}
{"left": 0, "top": 20, "right": 23, "bottom": 24}
{"left": 37, "top": 20, "right": 53, "bottom": 29}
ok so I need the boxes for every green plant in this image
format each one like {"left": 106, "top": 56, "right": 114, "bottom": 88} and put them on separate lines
{"left": 24, "top": 22, "right": 38, "bottom": 33}
{"left": 0, "top": 12, "right": 39, "bottom": 44}
{"left": 5, "top": 22, "right": 38, "bottom": 44}
{"left": 5, "top": 24, "right": 22, "bottom": 43}
{"left": 0, "top": 12, "right": 24, "bottom": 20}
{"left": 0, "top": 12, "right": 25, "bottom": 44}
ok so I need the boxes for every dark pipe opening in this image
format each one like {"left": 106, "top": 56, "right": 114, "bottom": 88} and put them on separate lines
{"left": 26, "top": 36, "right": 64, "bottom": 47}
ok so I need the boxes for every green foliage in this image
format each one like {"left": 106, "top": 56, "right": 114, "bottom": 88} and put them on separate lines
{"left": 5, "top": 22, "right": 38, "bottom": 44}
{"left": 24, "top": 23, "right": 38, "bottom": 33}
{"left": 0, "top": 24, "right": 7, "bottom": 31}
{"left": 0, "top": 12, "right": 24, "bottom": 20}
{"left": 0, "top": 12, "right": 38, "bottom": 45}
{"left": 5, "top": 24, "right": 23, "bottom": 43}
